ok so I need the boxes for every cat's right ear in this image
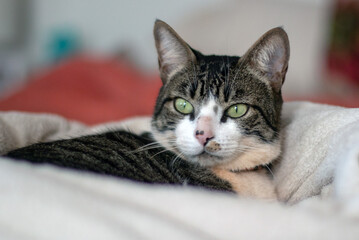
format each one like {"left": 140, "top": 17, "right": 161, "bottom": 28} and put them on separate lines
{"left": 154, "top": 20, "right": 196, "bottom": 84}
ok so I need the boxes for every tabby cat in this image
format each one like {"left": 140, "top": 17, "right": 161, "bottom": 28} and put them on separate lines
{"left": 5, "top": 20, "right": 289, "bottom": 198}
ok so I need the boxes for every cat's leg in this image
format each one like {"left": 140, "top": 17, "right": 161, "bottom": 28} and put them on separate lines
{"left": 212, "top": 167, "right": 277, "bottom": 200}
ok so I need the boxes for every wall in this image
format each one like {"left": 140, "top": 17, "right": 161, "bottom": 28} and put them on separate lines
{"left": 27, "top": 0, "right": 221, "bottom": 69}
{"left": 175, "top": 0, "right": 332, "bottom": 95}
{"left": 1, "top": 0, "right": 332, "bottom": 96}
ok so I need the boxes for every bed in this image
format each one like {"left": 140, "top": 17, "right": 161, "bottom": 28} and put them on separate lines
{"left": 1, "top": 57, "right": 359, "bottom": 239}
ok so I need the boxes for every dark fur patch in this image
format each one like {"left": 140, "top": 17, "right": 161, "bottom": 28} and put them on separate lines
{"left": 5, "top": 131, "right": 234, "bottom": 193}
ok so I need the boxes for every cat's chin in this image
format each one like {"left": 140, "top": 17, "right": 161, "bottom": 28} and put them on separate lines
{"left": 187, "top": 152, "right": 229, "bottom": 167}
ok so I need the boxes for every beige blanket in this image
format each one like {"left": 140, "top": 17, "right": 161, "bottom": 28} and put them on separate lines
{"left": 1, "top": 101, "right": 359, "bottom": 239}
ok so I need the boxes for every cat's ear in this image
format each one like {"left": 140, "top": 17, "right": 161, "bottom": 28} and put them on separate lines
{"left": 240, "top": 27, "right": 290, "bottom": 92}
{"left": 154, "top": 20, "right": 196, "bottom": 84}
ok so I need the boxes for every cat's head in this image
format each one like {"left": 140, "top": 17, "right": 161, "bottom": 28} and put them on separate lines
{"left": 151, "top": 20, "right": 289, "bottom": 171}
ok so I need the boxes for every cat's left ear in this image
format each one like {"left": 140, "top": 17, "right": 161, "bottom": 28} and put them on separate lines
{"left": 154, "top": 20, "right": 197, "bottom": 84}
{"left": 241, "top": 27, "right": 290, "bottom": 92}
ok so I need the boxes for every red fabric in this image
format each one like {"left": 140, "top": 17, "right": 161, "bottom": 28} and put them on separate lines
{"left": 0, "top": 56, "right": 162, "bottom": 125}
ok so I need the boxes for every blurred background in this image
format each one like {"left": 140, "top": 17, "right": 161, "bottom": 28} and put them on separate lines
{"left": 0, "top": 0, "right": 358, "bottom": 124}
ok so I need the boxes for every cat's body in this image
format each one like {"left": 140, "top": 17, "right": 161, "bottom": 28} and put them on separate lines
{"left": 6, "top": 130, "right": 233, "bottom": 192}
{"left": 5, "top": 20, "right": 290, "bottom": 199}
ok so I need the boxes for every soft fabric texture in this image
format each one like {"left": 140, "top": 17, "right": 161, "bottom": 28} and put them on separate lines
{"left": 276, "top": 102, "right": 359, "bottom": 205}
{"left": 1, "top": 101, "right": 359, "bottom": 239}
{"left": 1, "top": 159, "right": 358, "bottom": 240}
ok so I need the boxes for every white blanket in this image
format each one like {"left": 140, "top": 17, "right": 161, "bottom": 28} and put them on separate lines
{"left": 1, "top": 101, "right": 359, "bottom": 239}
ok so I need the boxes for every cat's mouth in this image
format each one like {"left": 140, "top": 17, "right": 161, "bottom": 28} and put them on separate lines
{"left": 192, "top": 140, "right": 223, "bottom": 156}
{"left": 189, "top": 140, "right": 228, "bottom": 166}
{"left": 171, "top": 136, "right": 237, "bottom": 167}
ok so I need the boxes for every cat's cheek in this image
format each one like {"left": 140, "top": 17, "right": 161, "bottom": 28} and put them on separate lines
{"left": 214, "top": 120, "right": 241, "bottom": 157}
{"left": 175, "top": 118, "right": 203, "bottom": 156}
{"left": 151, "top": 128, "right": 177, "bottom": 153}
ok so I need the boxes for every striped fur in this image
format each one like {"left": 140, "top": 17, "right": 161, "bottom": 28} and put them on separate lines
{"left": 5, "top": 131, "right": 233, "bottom": 192}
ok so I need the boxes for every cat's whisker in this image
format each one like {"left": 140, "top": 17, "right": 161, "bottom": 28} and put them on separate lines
{"left": 150, "top": 149, "right": 170, "bottom": 158}
{"left": 131, "top": 136, "right": 178, "bottom": 153}
{"left": 149, "top": 145, "right": 179, "bottom": 159}
{"left": 264, "top": 164, "right": 275, "bottom": 180}
{"left": 136, "top": 141, "right": 161, "bottom": 149}
{"left": 234, "top": 147, "right": 261, "bottom": 155}
{"left": 237, "top": 145, "right": 263, "bottom": 151}
{"left": 131, "top": 145, "right": 163, "bottom": 153}
{"left": 130, "top": 142, "right": 163, "bottom": 153}
{"left": 171, "top": 152, "right": 185, "bottom": 168}
{"left": 234, "top": 149, "right": 249, "bottom": 154}
{"left": 130, "top": 141, "right": 175, "bottom": 153}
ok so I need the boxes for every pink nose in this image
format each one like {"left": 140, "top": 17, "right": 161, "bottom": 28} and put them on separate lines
{"left": 195, "top": 116, "right": 214, "bottom": 146}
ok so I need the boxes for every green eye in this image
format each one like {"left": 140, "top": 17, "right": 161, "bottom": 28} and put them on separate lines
{"left": 226, "top": 104, "right": 248, "bottom": 118}
{"left": 174, "top": 98, "right": 194, "bottom": 115}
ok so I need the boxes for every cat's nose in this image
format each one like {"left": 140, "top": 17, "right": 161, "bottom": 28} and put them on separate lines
{"left": 195, "top": 130, "right": 214, "bottom": 146}
{"left": 195, "top": 116, "right": 214, "bottom": 146}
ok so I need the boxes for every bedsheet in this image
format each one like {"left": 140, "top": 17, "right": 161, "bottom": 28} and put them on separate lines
{"left": 1, "top": 101, "right": 359, "bottom": 239}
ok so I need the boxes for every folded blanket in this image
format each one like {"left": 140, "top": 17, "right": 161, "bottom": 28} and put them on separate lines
{"left": 1, "top": 101, "right": 359, "bottom": 239}
{"left": 276, "top": 102, "right": 359, "bottom": 207}
{"left": 0, "top": 112, "right": 86, "bottom": 155}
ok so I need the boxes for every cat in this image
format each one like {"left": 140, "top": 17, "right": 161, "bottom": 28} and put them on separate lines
{"left": 5, "top": 20, "right": 289, "bottom": 199}
{"left": 151, "top": 20, "right": 289, "bottom": 197}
